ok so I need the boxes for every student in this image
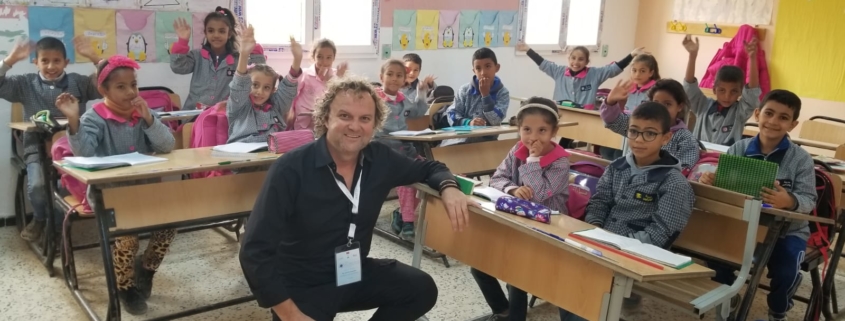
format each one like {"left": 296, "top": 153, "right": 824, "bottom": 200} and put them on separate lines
{"left": 374, "top": 59, "right": 432, "bottom": 240}
{"left": 442, "top": 47, "right": 510, "bottom": 146}
{"left": 170, "top": 6, "right": 266, "bottom": 110}
{"left": 227, "top": 28, "right": 301, "bottom": 144}
{"left": 600, "top": 79, "right": 700, "bottom": 172}
{"left": 474, "top": 97, "right": 570, "bottom": 321}
{"left": 625, "top": 54, "right": 661, "bottom": 110}
{"left": 402, "top": 53, "right": 436, "bottom": 102}
{"left": 286, "top": 38, "right": 349, "bottom": 130}
{"left": 560, "top": 102, "right": 695, "bottom": 321}
{"left": 59, "top": 56, "right": 176, "bottom": 315}
{"left": 699, "top": 90, "right": 815, "bottom": 321}
{"left": 0, "top": 36, "right": 102, "bottom": 241}
{"left": 683, "top": 35, "right": 761, "bottom": 146}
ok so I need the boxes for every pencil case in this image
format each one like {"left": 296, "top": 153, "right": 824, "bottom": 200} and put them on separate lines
{"left": 267, "top": 130, "right": 314, "bottom": 154}
{"left": 495, "top": 196, "right": 552, "bottom": 224}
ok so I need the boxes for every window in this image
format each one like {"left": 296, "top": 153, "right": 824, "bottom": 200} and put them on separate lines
{"left": 520, "top": 0, "right": 605, "bottom": 51}
{"left": 236, "top": 0, "right": 379, "bottom": 55}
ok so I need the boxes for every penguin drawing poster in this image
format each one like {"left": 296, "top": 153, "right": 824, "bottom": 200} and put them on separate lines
{"left": 437, "top": 10, "right": 458, "bottom": 49}
{"left": 117, "top": 10, "right": 156, "bottom": 62}
{"left": 459, "top": 10, "right": 480, "bottom": 48}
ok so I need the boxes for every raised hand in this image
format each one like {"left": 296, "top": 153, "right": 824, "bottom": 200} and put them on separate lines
{"left": 515, "top": 42, "right": 530, "bottom": 52}
{"left": 607, "top": 79, "right": 634, "bottom": 105}
{"left": 682, "top": 35, "right": 699, "bottom": 54}
{"left": 289, "top": 36, "right": 303, "bottom": 62}
{"left": 5, "top": 38, "right": 32, "bottom": 65}
{"left": 55, "top": 93, "right": 80, "bottom": 120}
{"left": 744, "top": 37, "right": 758, "bottom": 56}
{"left": 336, "top": 62, "right": 349, "bottom": 78}
{"left": 239, "top": 24, "right": 256, "bottom": 54}
{"left": 73, "top": 36, "right": 99, "bottom": 61}
{"left": 419, "top": 75, "right": 437, "bottom": 91}
{"left": 630, "top": 46, "right": 648, "bottom": 57}
{"left": 173, "top": 17, "right": 192, "bottom": 41}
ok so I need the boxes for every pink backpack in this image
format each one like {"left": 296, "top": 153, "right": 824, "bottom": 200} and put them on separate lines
{"left": 687, "top": 150, "right": 721, "bottom": 182}
{"left": 566, "top": 161, "right": 606, "bottom": 221}
{"left": 51, "top": 136, "right": 92, "bottom": 214}
{"left": 188, "top": 104, "right": 231, "bottom": 178}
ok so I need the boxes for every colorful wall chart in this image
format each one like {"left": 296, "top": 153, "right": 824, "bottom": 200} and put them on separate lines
{"left": 0, "top": 6, "right": 28, "bottom": 57}
{"left": 497, "top": 10, "right": 517, "bottom": 47}
{"left": 28, "top": 6, "right": 74, "bottom": 62}
{"left": 155, "top": 11, "right": 192, "bottom": 62}
{"left": 74, "top": 8, "right": 117, "bottom": 63}
{"left": 478, "top": 11, "right": 499, "bottom": 47}
{"left": 438, "top": 10, "right": 459, "bottom": 49}
{"left": 393, "top": 10, "right": 416, "bottom": 51}
{"left": 415, "top": 10, "right": 439, "bottom": 50}
{"left": 459, "top": 10, "right": 480, "bottom": 49}
{"left": 117, "top": 10, "right": 156, "bottom": 62}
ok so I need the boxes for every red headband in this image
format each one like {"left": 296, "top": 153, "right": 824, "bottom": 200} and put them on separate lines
{"left": 97, "top": 56, "right": 140, "bottom": 86}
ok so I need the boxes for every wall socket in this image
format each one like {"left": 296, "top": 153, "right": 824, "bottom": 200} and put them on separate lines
{"left": 381, "top": 44, "right": 392, "bottom": 60}
{"left": 601, "top": 44, "right": 609, "bottom": 57}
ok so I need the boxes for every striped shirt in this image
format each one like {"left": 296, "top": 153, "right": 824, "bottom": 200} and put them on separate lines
{"left": 0, "top": 60, "right": 100, "bottom": 164}
{"left": 227, "top": 73, "right": 298, "bottom": 144}
{"left": 489, "top": 141, "right": 570, "bottom": 214}
{"left": 684, "top": 78, "right": 761, "bottom": 146}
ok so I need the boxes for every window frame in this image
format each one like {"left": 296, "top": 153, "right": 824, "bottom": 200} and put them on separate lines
{"left": 518, "top": 0, "right": 606, "bottom": 53}
{"left": 235, "top": 0, "right": 381, "bottom": 57}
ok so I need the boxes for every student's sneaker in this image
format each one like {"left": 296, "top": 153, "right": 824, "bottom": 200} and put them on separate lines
{"left": 118, "top": 286, "right": 148, "bottom": 315}
{"left": 20, "top": 219, "right": 45, "bottom": 242}
{"left": 391, "top": 209, "right": 403, "bottom": 235}
{"left": 399, "top": 222, "right": 415, "bottom": 241}
{"left": 768, "top": 314, "right": 787, "bottom": 321}
{"left": 135, "top": 256, "right": 156, "bottom": 299}
{"left": 485, "top": 313, "right": 509, "bottom": 321}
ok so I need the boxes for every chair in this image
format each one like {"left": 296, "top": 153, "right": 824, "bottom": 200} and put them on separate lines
{"left": 427, "top": 101, "right": 452, "bottom": 128}
{"left": 799, "top": 116, "right": 845, "bottom": 146}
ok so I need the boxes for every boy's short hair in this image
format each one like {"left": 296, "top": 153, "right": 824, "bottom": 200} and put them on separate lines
{"left": 715, "top": 65, "right": 744, "bottom": 86}
{"left": 402, "top": 53, "right": 422, "bottom": 66}
{"left": 35, "top": 37, "right": 67, "bottom": 58}
{"left": 632, "top": 102, "right": 672, "bottom": 133}
{"left": 472, "top": 47, "right": 498, "bottom": 65}
{"left": 760, "top": 89, "right": 802, "bottom": 120}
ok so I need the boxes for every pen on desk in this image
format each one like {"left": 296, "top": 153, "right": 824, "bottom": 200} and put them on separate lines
{"left": 563, "top": 238, "right": 603, "bottom": 257}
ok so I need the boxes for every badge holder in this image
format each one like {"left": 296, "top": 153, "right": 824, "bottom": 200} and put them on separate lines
{"left": 335, "top": 230, "right": 362, "bottom": 287}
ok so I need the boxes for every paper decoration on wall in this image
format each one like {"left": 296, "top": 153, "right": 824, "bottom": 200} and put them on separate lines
{"left": 672, "top": 0, "right": 773, "bottom": 25}
{"left": 30, "top": 0, "right": 86, "bottom": 6}
{"left": 0, "top": 6, "right": 28, "bottom": 57}
{"left": 117, "top": 10, "right": 155, "bottom": 62}
{"left": 185, "top": 0, "right": 232, "bottom": 12}
{"left": 497, "top": 11, "right": 517, "bottom": 47}
{"left": 191, "top": 11, "right": 205, "bottom": 48}
{"left": 478, "top": 11, "right": 499, "bottom": 47}
{"left": 155, "top": 11, "right": 190, "bottom": 62}
{"left": 89, "top": 0, "right": 141, "bottom": 9}
{"left": 459, "top": 10, "right": 480, "bottom": 48}
{"left": 74, "top": 8, "right": 117, "bottom": 63}
{"left": 392, "top": 10, "right": 416, "bottom": 51}
{"left": 415, "top": 10, "right": 438, "bottom": 50}
{"left": 438, "top": 10, "right": 458, "bottom": 49}
{"left": 28, "top": 6, "right": 74, "bottom": 62}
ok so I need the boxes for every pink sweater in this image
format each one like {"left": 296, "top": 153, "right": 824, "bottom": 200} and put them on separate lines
{"left": 289, "top": 64, "right": 337, "bottom": 130}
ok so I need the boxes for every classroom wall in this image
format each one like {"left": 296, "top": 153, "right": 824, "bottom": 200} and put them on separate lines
{"left": 635, "top": 0, "right": 845, "bottom": 132}
{"left": 0, "top": 0, "right": 639, "bottom": 219}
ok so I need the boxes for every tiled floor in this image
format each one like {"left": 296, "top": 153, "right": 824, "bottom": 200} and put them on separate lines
{"left": 2, "top": 200, "right": 845, "bottom": 321}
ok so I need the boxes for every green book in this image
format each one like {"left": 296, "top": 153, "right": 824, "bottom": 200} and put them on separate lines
{"left": 714, "top": 153, "right": 779, "bottom": 197}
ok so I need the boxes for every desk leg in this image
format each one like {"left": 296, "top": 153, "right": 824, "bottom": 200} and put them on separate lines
{"left": 416, "top": 142, "right": 435, "bottom": 160}
{"left": 411, "top": 196, "right": 429, "bottom": 269}
{"left": 91, "top": 186, "right": 122, "bottom": 321}
{"left": 601, "top": 274, "right": 633, "bottom": 321}
{"left": 735, "top": 219, "right": 788, "bottom": 321}
{"left": 36, "top": 130, "right": 57, "bottom": 277}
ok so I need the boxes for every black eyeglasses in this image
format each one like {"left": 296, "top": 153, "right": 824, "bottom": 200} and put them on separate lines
{"left": 626, "top": 129, "right": 663, "bottom": 142}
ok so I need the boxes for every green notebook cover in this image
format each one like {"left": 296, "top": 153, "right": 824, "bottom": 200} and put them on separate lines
{"left": 714, "top": 154, "right": 778, "bottom": 198}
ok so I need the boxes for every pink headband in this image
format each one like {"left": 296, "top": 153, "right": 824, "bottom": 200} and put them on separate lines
{"left": 97, "top": 56, "right": 140, "bottom": 86}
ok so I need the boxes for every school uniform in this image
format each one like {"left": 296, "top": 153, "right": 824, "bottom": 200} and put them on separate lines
{"left": 624, "top": 80, "right": 656, "bottom": 111}
{"left": 441, "top": 76, "right": 510, "bottom": 146}
{"left": 170, "top": 39, "right": 266, "bottom": 110}
{"left": 0, "top": 60, "right": 100, "bottom": 223}
{"left": 227, "top": 72, "right": 298, "bottom": 144}
{"left": 526, "top": 49, "right": 632, "bottom": 108}
{"left": 374, "top": 87, "right": 429, "bottom": 158}
{"left": 710, "top": 135, "right": 817, "bottom": 318}
{"left": 401, "top": 78, "right": 435, "bottom": 103}
{"left": 68, "top": 102, "right": 177, "bottom": 291}
{"left": 289, "top": 64, "right": 334, "bottom": 130}
{"left": 684, "top": 78, "right": 761, "bottom": 146}
{"left": 475, "top": 141, "right": 571, "bottom": 321}
{"left": 601, "top": 101, "right": 700, "bottom": 172}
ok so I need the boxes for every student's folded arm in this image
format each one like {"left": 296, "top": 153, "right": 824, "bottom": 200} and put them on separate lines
{"left": 169, "top": 39, "right": 196, "bottom": 74}
{"left": 633, "top": 178, "right": 695, "bottom": 247}
{"left": 677, "top": 135, "right": 701, "bottom": 172}
{"left": 239, "top": 161, "right": 298, "bottom": 308}
{"left": 584, "top": 168, "right": 615, "bottom": 226}
{"left": 227, "top": 73, "right": 254, "bottom": 120}
{"left": 600, "top": 101, "right": 629, "bottom": 136}
{"left": 683, "top": 79, "right": 709, "bottom": 115}
{"left": 737, "top": 86, "right": 763, "bottom": 122}
{"left": 489, "top": 148, "right": 519, "bottom": 193}
{"left": 68, "top": 114, "right": 104, "bottom": 157}
{"left": 272, "top": 75, "right": 300, "bottom": 123}
{"left": 481, "top": 87, "right": 510, "bottom": 125}
{"left": 519, "top": 157, "right": 570, "bottom": 203}
{"left": 790, "top": 154, "right": 819, "bottom": 213}
{"left": 143, "top": 115, "right": 176, "bottom": 153}
{"left": 0, "top": 61, "right": 25, "bottom": 102}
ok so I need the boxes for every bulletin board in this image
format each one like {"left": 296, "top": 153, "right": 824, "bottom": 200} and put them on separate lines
{"left": 770, "top": 0, "right": 845, "bottom": 102}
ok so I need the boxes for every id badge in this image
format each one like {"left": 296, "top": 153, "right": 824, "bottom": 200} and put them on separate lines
{"left": 335, "top": 242, "right": 362, "bottom": 286}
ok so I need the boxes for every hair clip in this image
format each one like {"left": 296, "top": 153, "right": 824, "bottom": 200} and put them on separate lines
{"left": 218, "top": 10, "right": 227, "bottom": 15}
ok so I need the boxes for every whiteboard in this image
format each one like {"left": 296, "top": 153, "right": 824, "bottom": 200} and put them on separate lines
{"left": 673, "top": 0, "right": 773, "bottom": 25}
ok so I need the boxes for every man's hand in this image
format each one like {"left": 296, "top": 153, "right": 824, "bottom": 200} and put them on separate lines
{"left": 440, "top": 187, "right": 478, "bottom": 232}
{"left": 509, "top": 186, "right": 534, "bottom": 200}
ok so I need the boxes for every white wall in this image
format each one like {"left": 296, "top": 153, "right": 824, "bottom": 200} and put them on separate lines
{"left": 0, "top": 0, "right": 638, "bottom": 218}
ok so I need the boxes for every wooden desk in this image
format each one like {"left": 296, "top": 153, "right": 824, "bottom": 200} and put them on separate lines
{"left": 53, "top": 148, "right": 279, "bottom": 320}
{"left": 556, "top": 107, "right": 622, "bottom": 149}
{"left": 10, "top": 113, "right": 187, "bottom": 132}
{"left": 411, "top": 185, "right": 713, "bottom": 321}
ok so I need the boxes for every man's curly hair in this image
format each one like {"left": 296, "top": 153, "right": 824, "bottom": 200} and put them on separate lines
{"left": 312, "top": 76, "right": 389, "bottom": 138}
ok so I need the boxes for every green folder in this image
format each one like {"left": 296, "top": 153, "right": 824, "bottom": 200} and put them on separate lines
{"left": 714, "top": 154, "right": 778, "bottom": 197}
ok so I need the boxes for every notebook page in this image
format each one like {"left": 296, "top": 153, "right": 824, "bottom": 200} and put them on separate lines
{"left": 625, "top": 243, "right": 692, "bottom": 267}
{"left": 572, "top": 229, "right": 641, "bottom": 250}
{"left": 472, "top": 186, "right": 510, "bottom": 202}
{"left": 212, "top": 142, "right": 269, "bottom": 153}
{"left": 389, "top": 128, "right": 436, "bottom": 136}
{"left": 106, "top": 152, "right": 168, "bottom": 166}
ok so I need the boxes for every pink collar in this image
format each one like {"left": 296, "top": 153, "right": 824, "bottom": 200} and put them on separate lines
{"left": 200, "top": 48, "right": 235, "bottom": 65}
{"left": 631, "top": 79, "right": 656, "bottom": 93}
{"left": 250, "top": 95, "right": 272, "bottom": 112}
{"left": 376, "top": 88, "right": 405, "bottom": 103}
{"left": 514, "top": 141, "right": 570, "bottom": 167}
{"left": 564, "top": 67, "right": 589, "bottom": 79}
{"left": 93, "top": 103, "right": 142, "bottom": 127}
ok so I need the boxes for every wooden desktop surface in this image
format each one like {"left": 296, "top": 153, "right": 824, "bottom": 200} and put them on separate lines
{"left": 556, "top": 107, "right": 622, "bottom": 149}
{"left": 385, "top": 122, "right": 578, "bottom": 142}
{"left": 11, "top": 115, "right": 190, "bottom": 132}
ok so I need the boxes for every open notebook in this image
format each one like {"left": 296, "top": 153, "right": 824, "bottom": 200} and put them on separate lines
{"left": 389, "top": 128, "right": 437, "bottom": 136}
{"left": 211, "top": 142, "right": 268, "bottom": 157}
{"left": 571, "top": 229, "right": 693, "bottom": 269}
{"left": 62, "top": 152, "right": 167, "bottom": 170}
